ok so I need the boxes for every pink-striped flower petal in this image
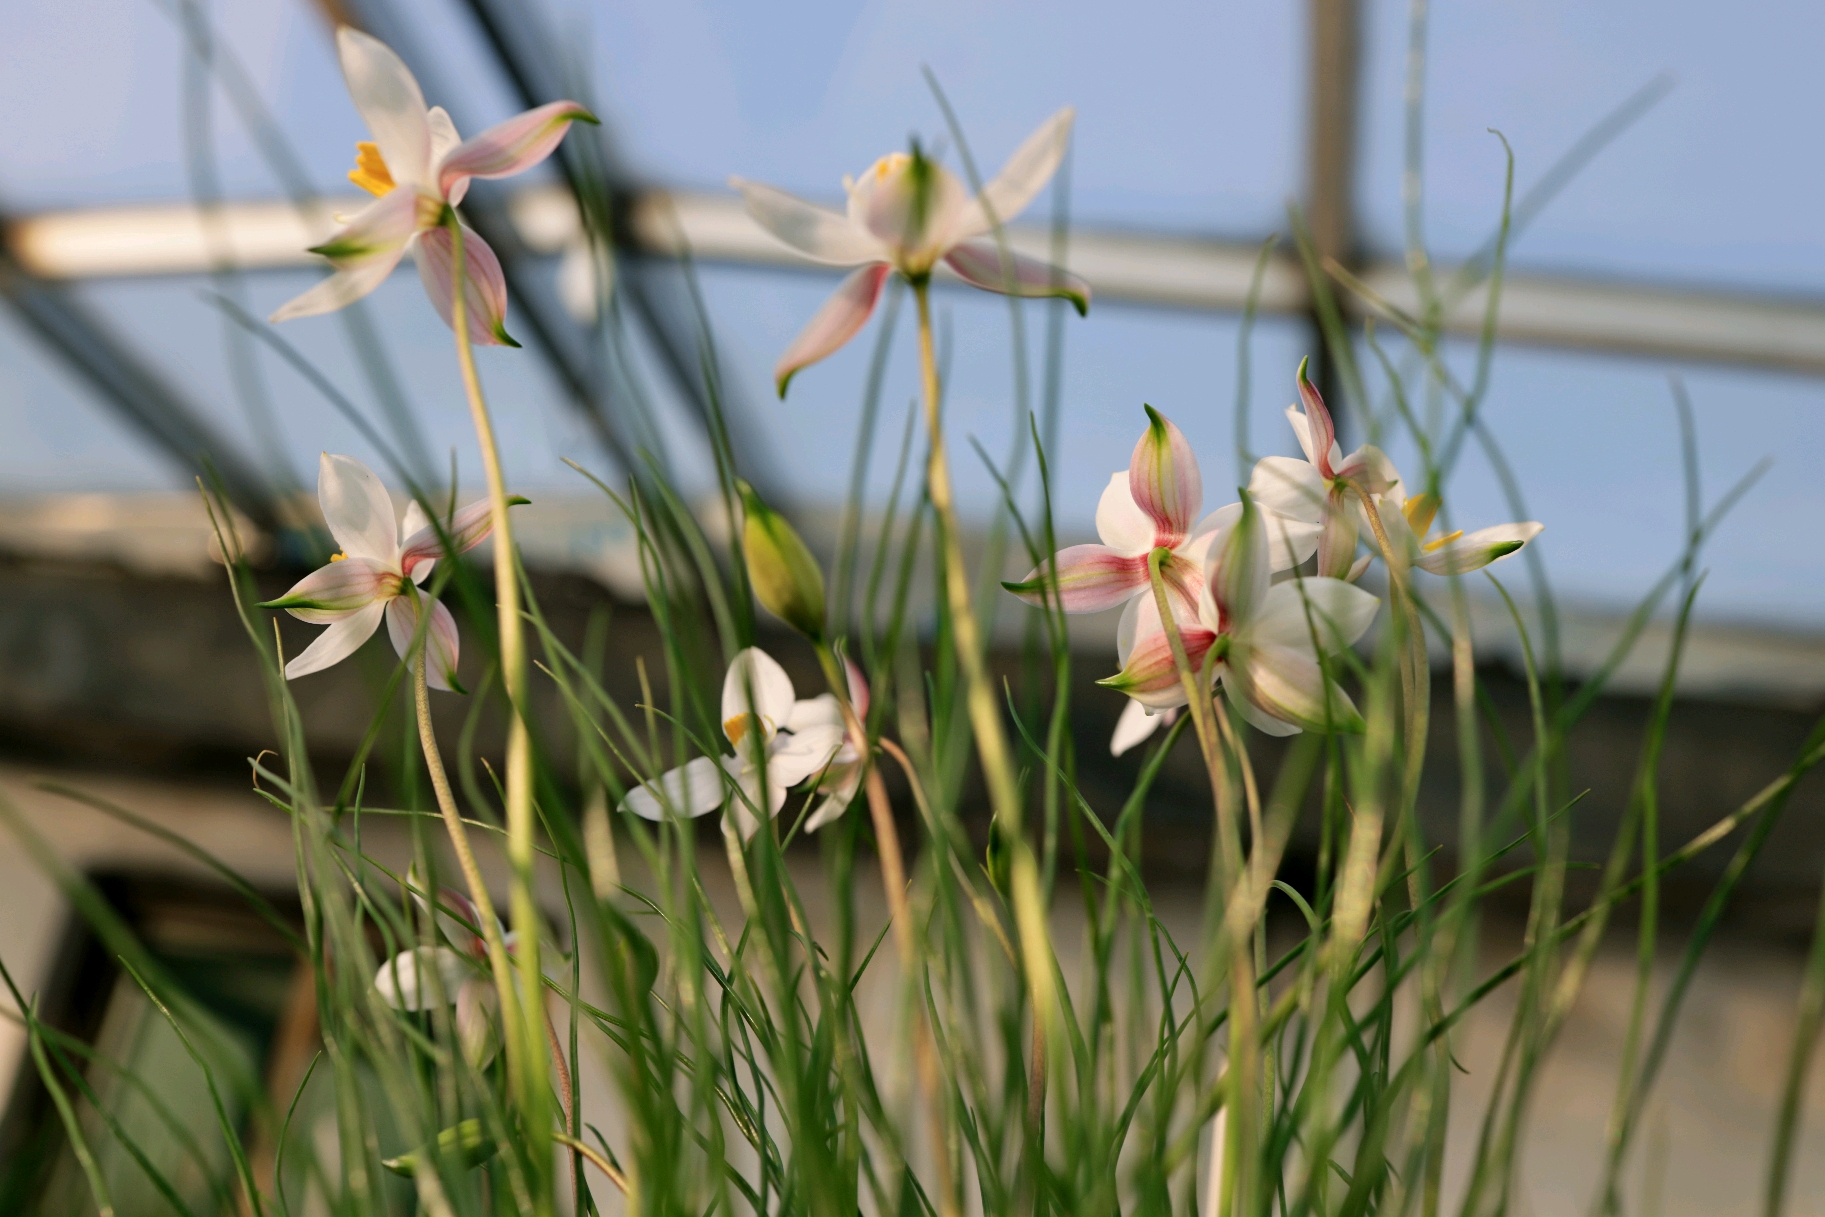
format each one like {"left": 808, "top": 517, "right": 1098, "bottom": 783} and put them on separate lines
{"left": 268, "top": 253, "right": 408, "bottom": 324}
{"left": 283, "top": 600, "right": 387, "bottom": 680}
{"left": 1004, "top": 544, "right": 1148, "bottom": 614}
{"left": 951, "top": 107, "right": 1076, "bottom": 241}
{"left": 1128, "top": 406, "right": 1201, "bottom": 544}
{"left": 1293, "top": 358, "right": 1343, "bottom": 478}
{"left": 1098, "top": 612, "right": 1217, "bottom": 711}
{"left": 385, "top": 594, "right": 462, "bottom": 692}
{"left": 318, "top": 452, "right": 402, "bottom": 565}
{"left": 336, "top": 27, "right": 433, "bottom": 192}
{"left": 413, "top": 224, "right": 518, "bottom": 347}
{"left": 943, "top": 241, "right": 1089, "bottom": 316}
{"left": 774, "top": 262, "right": 891, "bottom": 396}
{"left": 306, "top": 187, "right": 429, "bottom": 269}
{"left": 436, "top": 100, "right": 597, "bottom": 197}
{"left": 399, "top": 498, "right": 505, "bottom": 582}
{"left": 1315, "top": 485, "right": 1359, "bottom": 579}
{"left": 265, "top": 556, "right": 397, "bottom": 624}
{"left": 730, "top": 178, "right": 887, "bottom": 266}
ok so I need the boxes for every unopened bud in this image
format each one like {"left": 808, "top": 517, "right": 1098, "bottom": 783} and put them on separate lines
{"left": 737, "top": 480, "right": 826, "bottom": 641}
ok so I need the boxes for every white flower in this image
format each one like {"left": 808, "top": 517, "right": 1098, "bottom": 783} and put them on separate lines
{"left": 373, "top": 882, "right": 509, "bottom": 1068}
{"left": 619, "top": 648, "right": 850, "bottom": 841}
{"left": 732, "top": 109, "right": 1089, "bottom": 394}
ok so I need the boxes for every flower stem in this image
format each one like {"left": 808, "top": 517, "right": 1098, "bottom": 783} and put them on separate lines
{"left": 445, "top": 213, "right": 550, "bottom": 1198}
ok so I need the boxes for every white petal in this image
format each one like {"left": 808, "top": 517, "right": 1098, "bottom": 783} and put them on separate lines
{"left": 385, "top": 595, "right": 462, "bottom": 692}
{"left": 729, "top": 177, "right": 886, "bottom": 265}
{"left": 284, "top": 601, "right": 386, "bottom": 680}
{"left": 1415, "top": 521, "right": 1544, "bottom": 576}
{"left": 318, "top": 452, "right": 400, "bottom": 565}
{"left": 766, "top": 722, "right": 847, "bottom": 788}
{"left": 1110, "top": 698, "right": 1164, "bottom": 757}
{"left": 619, "top": 755, "right": 727, "bottom": 821}
{"left": 1253, "top": 578, "right": 1381, "bottom": 654}
{"left": 1230, "top": 642, "right": 1363, "bottom": 734}
{"left": 373, "top": 945, "right": 468, "bottom": 1011}
{"left": 1247, "top": 455, "right": 1326, "bottom": 524}
{"left": 268, "top": 251, "right": 405, "bottom": 323}
{"left": 1115, "top": 594, "right": 1143, "bottom": 666}
{"left": 784, "top": 693, "right": 844, "bottom": 734}
{"left": 454, "top": 979, "right": 499, "bottom": 1068}
{"left": 1095, "top": 471, "right": 1155, "bottom": 555}
{"left": 426, "top": 105, "right": 463, "bottom": 169}
{"left": 401, "top": 498, "right": 432, "bottom": 548}
{"left": 336, "top": 27, "right": 433, "bottom": 191}
{"left": 951, "top": 107, "right": 1075, "bottom": 242}
{"left": 1225, "top": 682, "right": 1303, "bottom": 737}
{"left": 722, "top": 648, "right": 796, "bottom": 739}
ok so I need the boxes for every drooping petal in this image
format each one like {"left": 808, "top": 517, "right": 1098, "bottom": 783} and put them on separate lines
{"left": 802, "top": 760, "right": 863, "bottom": 833}
{"left": 269, "top": 244, "right": 410, "bottom": 322}
{"left": 1246, "top": 455, "right": 1326, "bottom": 525}
{"left": 722, "top": 647, "right": 798, "bottom": 742}
{"left": 848, "top": 152, "right": 969, "bottom": 269}
{"left": 436, "top": 100, "right": 597, "bottom": 197}
{"left": 1110, "top": 698, "right": 1168, "bottom": 757}
{"left": 1209, "top": 494, "right": 1270, "bottom": 630}
{"left": 729, "top": 178, "right": 887, "bottom": 266}
{"left": 774, "top": 262, "right": 891, "bottom": 397}
{"left": 951, "top": 107, "right": 1075, "bottom": 241}
{"left": 373, "top": 945, "right": 470, "bottom": 1011}
{"left": 1128, "top": 406, "right": 1201, "bottom": 544}
{"left": 265, "top": 557, "right": 395, "bottom": 624}
{"left": 1228, "top": 641, "right": 1363, "bottom": 734}
{"left": 413, "top": 224, "right": 517, "bottom": 347}
{"left": 318, "top": 451, "right": 401, "bottom": 565}
{"left": 1415, "top": 521, "right": 1544, "bottom": 575}
{"left": 385, "top": 595, "right": 462, "bottom": 692}
{"left": 620, "top": 755, "right": 728, "bottom": 821}
{"left": 337, "top": 27, "right": 433, "bottom": 192}
{"left": 1003, "top": 544, "right": 1148, "bottom": 614}
{"left": 1252, "top": 577, "right": 1381, "bottom": 655}
{"left": 942, "top": 241, "right": 1089, "bottom": 316}
{"left": 399, "top": 498, "right": 502, "bottom": 582}
{"left": 283, "top": 601, "right": 387, "bottom": 680}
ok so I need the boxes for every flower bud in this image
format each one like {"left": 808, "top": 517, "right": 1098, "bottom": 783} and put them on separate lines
{"left": 737, "top": 480, "right": 826, "bottom": 641}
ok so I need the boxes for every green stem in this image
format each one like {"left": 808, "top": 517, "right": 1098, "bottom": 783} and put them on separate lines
{"left": 444, "top": 212, "right": 551, "bottom": 1204}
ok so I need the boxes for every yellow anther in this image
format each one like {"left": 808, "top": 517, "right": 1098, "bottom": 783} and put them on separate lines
{"left": 348, "top": 142, "right": 396, "bottom": 197}
{"left": 1403, "top": 492, "right": 1441, "bottom": 538}
{"left": 1421, "top": 529, "right": 1463, "bottom": 553}
{"left": 328, "top": 551, "right": 347, "bottom": 562}
{"left": 723, "top": 715, "right": 750, "bottom": 746}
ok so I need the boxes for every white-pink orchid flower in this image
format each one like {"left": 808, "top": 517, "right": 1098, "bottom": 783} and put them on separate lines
{"left": 1101, "top": 493, "right": 1379, "bottom": 738}
{"left": 263, "top": 453, "right": 517, "bottom": 691}
{"left": 1006, "top": 406, "right": 1316, "bottom": 625}
{"left": 269, "top": 27, "right": 594, "bottom": 345}
{"left": 1253, "top": 363, "right": 1541, "bottom": 579}
{"left": 1245, "top": 360, "right": 1401, "bottom": 580}
{"left": 731, "top": 110, "right": 1089, "bottom": 395}
{"left": 620, "top": 648, "right": 850, "bottom": 841}
{"left": 373, "top": 882, "right": 510, "bottom": 1068}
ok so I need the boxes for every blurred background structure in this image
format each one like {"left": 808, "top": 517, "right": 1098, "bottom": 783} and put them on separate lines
{"left": 0, "top": 0, "right": 1823, "bottom": 1211}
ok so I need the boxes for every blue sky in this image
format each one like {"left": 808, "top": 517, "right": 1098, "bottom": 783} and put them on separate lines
{"left": 0, "top": 0, "right": 1819, "bottom": 629}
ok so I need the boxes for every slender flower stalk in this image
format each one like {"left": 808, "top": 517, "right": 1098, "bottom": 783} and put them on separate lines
{"left": 443, "top": 213, "right": 551, "bottom": 1196}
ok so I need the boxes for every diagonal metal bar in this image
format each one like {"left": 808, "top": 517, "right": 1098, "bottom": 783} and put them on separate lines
{"left": 0, "top": 241, "right": 281, "bottom": 535}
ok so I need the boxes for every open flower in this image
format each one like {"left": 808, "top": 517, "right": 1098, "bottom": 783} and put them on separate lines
{"left": 788, "top": 659, "right": 872, "bottom": 833}
{"left": 373, "top": 883, "right": 509, "bottom": 1068}
{"left": 732, "top": 109, "right": 1089, "bottom": 394}
{"left": 1246, "top": 361, "right": 1400, "bottom": 580}
{"left": 1006, "top": 406, "right": 1315, "bottom": 626}
{"left": 1100, "top": 494, "right": 1379, "bottom": 738}
{"left": 269, "top": 27, "right": 594, "bottom": 345}
{"left": 262, "top": 453, "right": 515, "bottom": 690}
{"left": 1375, "top": 483, "right": 1544, "bottom": 576}
{"left": 620, "top": 648, "right": 849, "bottom": 841}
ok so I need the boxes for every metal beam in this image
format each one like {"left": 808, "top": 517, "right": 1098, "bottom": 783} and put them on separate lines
{"left": 12, "top": 190, "right": 1825, "bottom": 378}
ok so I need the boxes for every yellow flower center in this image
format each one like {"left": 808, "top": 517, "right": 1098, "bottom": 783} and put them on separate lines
{"left": 872, "top": 152, "right": 910, "bottom": 181}
{"left": 1421, "top": 529, "right": 1463, "bottom": 553}
{"left": 348, "top": 142, "right": 396, "bottom": 197}
{"left": 329, "top": 551, "right": 347, "bottom": 562}
{"left": 1402, "top": 492, "right": 1441, "bottom": 538}
{"left": 724, "top": 714, "right": 750, "bottom": 746}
